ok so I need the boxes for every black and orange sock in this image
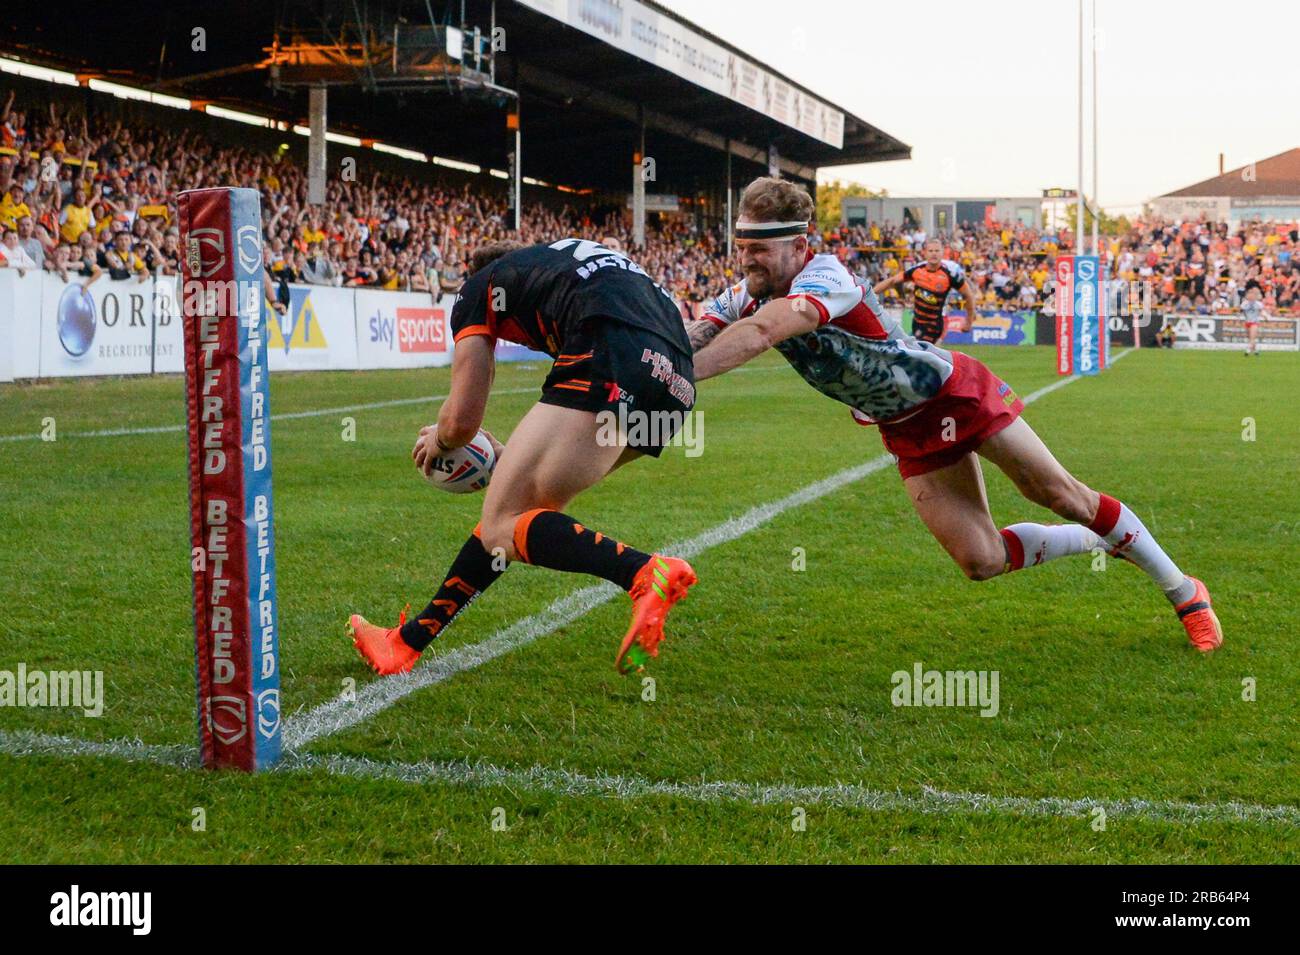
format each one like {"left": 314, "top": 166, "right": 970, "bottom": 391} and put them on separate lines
{"left": 513, "top": 508, "right": 651, "bottom": 591}
{"left": 400, "top": 526, "right": 505, "bottom": 651}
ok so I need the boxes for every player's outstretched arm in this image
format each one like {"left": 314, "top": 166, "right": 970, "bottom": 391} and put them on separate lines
{"left": 961, "top": 279, "right": 978, "bottom": 332}
{"left": 873, "top": 271, "right": 905, "bottom": 295}
{"left": 693, "top": 297, "right": 820, "bottom": 381}
{"left": 426, "top": 334, "right": 495, "bottom": 454}
{"left": 684, "top": 318, "right": 721, "bottom": 352}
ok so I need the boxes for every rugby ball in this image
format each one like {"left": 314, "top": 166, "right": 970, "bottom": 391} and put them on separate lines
{"left": 422, "top": 431, "right": 496, "bottom": 493}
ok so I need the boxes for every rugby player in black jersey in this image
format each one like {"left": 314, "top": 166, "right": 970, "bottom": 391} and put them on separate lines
{"left": 349, "top": 239, "right": 698, "bottom": 675}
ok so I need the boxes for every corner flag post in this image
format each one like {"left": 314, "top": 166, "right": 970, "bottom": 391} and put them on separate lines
{"left": 1055, "top": 253, "right": 1106, "bottom": 376}
{"left": 178, "top": 187, "right": 282, "bottom": 771}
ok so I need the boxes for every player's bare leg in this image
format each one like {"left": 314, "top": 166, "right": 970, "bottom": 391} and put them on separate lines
{"left": 904, "top": 453, "right": 1006, "bottom": 581}
{"left": 351, "top": 403, "right": 695, "bottom": 675}
{"left": 476, "top": 403, "right": 696, "bottom": 674}
{"left": 978, "top": 417, "right": 1221, "bottom": 650}
{"left": 902, "top": 419, "right": 1221, "bottom": 650}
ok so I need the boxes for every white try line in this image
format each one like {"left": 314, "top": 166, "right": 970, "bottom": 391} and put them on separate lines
{"left": 0, "top": 364, "right": 790, "bottom": 444}
{"left": 0, "top": 386, "right": 542, "bottom": 444}
{"left": 2, "top": 726, "right": 1295, "bottom": 828}
{"left": 282, "top": 351, "right": 1132, "bottom": 751}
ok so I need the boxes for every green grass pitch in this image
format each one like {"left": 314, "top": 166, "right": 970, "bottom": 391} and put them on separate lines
{"left": 1, "top": 345, "right": 1297, "bottom": 863}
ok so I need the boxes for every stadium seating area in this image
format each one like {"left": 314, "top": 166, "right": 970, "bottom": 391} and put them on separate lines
{"left": 2, "top": 85, "right": 1298, "bottom": 315}
{"left": 0, "top": 87, "right": 734, "bottom": 309}
{"left": 837, "top": 218, "right": 1300, "bottom": 314}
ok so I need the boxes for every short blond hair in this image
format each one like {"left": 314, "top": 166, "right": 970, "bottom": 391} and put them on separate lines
{"left": 738, "top": 177, "right": 814, "bottom": 224}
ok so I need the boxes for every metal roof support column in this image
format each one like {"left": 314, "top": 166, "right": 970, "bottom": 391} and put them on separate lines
{"left": 631, "top": 106, "right": 647, "bottom": 250}
{"left": 725, "top": 139, "right": 733, "bottom": 257}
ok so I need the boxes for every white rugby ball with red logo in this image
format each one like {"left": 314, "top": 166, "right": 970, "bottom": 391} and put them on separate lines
{"left": 422, "top": 430, "right": 496, "bottom": 493}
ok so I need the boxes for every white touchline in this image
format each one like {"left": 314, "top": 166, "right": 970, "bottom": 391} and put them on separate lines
{"left": 0, "top": 364, "right": 790, "bottom": 444}
{"left": 0, "top": 387, "right": 541, "bottom": 443}
{"left": 0, "top": 729, "right": 197, "bottom": 767}
{"left": 290, "top": 750, "right": 1300, "bottom": 827}
{"left": 281, "top": 350, "right": 1132, "bottom": 750}
{"left": 3, "top": 723, "right": 1297, "bottom": 828}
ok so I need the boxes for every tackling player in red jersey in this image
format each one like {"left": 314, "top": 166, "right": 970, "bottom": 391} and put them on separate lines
{"left": 687, "top": 178, "right": 1221, "bottom": 651}
{"left": 349, "top": 239, "right": 698, "bottom": 676}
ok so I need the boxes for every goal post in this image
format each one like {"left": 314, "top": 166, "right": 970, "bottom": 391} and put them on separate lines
{"left": 177, "top": 187, "right": 282, "bottom": 771}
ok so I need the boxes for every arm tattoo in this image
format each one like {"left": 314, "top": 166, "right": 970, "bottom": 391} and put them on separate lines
{"left": 686, "top": 319, "right": 721, "bottom": 352}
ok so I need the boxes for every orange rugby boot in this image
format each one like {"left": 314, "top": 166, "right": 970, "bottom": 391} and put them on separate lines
{"left": 1175, "top": 577, "right": 1223, "bottom": 652}
{"left": 349, "top": 605, "right": 421, "bottom": 675}
{"left": 615, "top": 555, "right": 697, "bottom": 675}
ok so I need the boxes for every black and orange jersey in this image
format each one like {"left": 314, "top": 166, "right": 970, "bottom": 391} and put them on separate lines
{"left": 450, "top": 239, "right": 691, "bottom": 357}
{"left": 903, "top": 259, "right": 967, "bottom": 325}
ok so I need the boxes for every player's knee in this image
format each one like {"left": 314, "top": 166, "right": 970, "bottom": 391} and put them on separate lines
{"left": 957, "top": 549, "right": 1004, "bottom": 582}
{"left": 477, "top": 515, "right": 518, "bottom": 561}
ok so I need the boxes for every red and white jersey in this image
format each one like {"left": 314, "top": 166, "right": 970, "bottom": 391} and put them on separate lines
{"left": 702, "top": 252, "right": 958, "bottom": 423}
{"left": 703, "top": 252, "right": 894, "bottom": 339}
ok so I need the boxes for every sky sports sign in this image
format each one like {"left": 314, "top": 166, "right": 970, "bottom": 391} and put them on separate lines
{"left": 355, "top": 288, "right": 451, "bottom": 368}
{"left": 1054, "top": 254, "right": 1110, "bottom": 376}
{"left": 371, "top": 307, "right": 445, "bottom": 352}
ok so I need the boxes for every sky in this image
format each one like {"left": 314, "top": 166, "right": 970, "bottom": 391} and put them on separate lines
{"left": 659, "top": 0, "right": 1300, "bottom": 212}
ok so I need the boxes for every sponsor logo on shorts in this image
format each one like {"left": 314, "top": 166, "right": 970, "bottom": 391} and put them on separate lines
{"left": 639, "top": 347, "right": 696, "bottom": 407}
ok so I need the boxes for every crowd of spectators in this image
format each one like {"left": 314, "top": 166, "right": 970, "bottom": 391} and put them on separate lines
{"left": 0, "top": 87, "right": 734, "bottom": 308}
{"left": 827, "top": 216, "right": 1300, "bottom": 315}
{"left": 2, "top": 86, "right": 1298, "bottom": 320}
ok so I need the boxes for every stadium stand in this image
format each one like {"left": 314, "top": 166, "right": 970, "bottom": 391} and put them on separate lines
{"left": 2, "top": 80, "right": 1297, "bottom": 319}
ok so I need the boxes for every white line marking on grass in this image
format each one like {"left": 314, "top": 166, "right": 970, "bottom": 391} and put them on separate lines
{"left": 0, "top": 365, "right": 791, "bottom": 444}
{"left": 0, "top": 387, "right": 541, "bottom": 443}
{"left": 282, "top": 454, "right": 897, "bottom": 749}
{"left": 291, "top": 750, "right": 1300, "bottom": 827}
{"left": 283, "top": 353, "right": 1132, "bottom": 750}
{"left": 3, "top": 727, "right": 1295, "bottom": 828}
{"left": 0, "top": 728, "right": 198, "bottom": 767}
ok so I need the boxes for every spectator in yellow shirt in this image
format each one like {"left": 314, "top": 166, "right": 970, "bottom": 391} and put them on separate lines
{"left": 0, "top": 183, "right": 30, "bottom": 230}
{"left": 59, "top": 190, "right": 94, "bottom": 243}
{"left": 100, "top": 227, "right": 148, "bottom": 282}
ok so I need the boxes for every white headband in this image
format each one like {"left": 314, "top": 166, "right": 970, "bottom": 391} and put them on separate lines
{"left": 734, "top": 219, "right": 808, "bottom": 241}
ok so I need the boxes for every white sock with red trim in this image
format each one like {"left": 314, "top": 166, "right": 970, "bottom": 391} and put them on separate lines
{"left": 999, "top": 523, "right": 1101, "bottom": 571}
{"left": 1087, "top": 493, "right": 1196, "bottom": 605}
